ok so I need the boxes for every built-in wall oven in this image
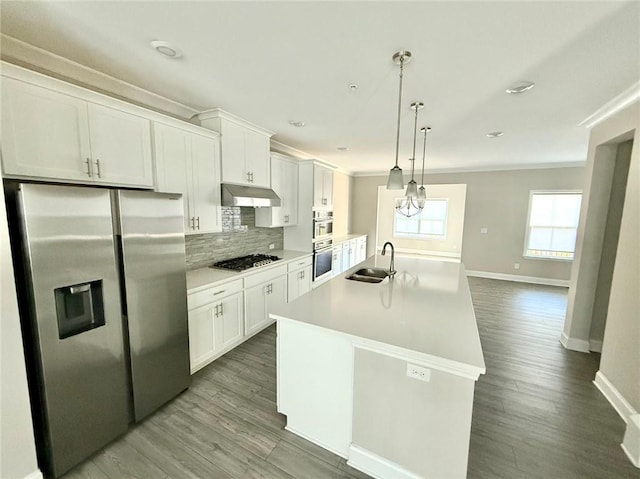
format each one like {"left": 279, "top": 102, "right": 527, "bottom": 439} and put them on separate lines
{"left": 313, "top": 238, "right": 333, "bottom": 283}
{"left": 313, "top": 210, "right": 333, "bottom": 240}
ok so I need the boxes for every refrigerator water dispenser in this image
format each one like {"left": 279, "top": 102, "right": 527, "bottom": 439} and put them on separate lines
{"left": 54, "top": 280, "right": 105, "bottom": 339}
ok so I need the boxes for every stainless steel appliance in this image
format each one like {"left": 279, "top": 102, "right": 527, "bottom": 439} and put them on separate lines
{"left": 211, "top": 254, "right": 282, "bottom": 272}
{"left": 313, "top": 238, "right": 334, "bottom": 283}
{"left": 5, "top": 183, "right": 190, "bottom": 478}
{"left": 313, "top": 210, "right": 333, "bottom": 240}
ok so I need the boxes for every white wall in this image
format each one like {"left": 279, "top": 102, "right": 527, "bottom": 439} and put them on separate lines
{"left": 1, "top": 172, "right": 41, "bottom": 479}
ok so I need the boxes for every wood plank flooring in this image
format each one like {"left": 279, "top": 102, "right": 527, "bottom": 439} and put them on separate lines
{"left": 61, "top": 278, "right": 638, "bottom": 478}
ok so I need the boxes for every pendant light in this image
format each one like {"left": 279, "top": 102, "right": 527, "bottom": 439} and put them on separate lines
{"left": 395, "top": 102, "right": 424, "bottom": 217}
{"left": 417, "top": 126, "right": 431, "bottom": 208}
{"left": 386, "top": 51, "right": 412, "bottom": 190}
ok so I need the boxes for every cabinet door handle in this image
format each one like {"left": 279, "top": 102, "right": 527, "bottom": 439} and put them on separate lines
{"left": 301, "top": 271, "right": 304, "bottom": 280}
{"left": 284, "top": 215, "right": 289, "bottom": 223}
{"left": 196, "top": 217, "right": 200, "bottom": 230}
{"left": 94, "top": 159, "right": 102, "bottom": 178}
{"left": 190, "top": 217, "right": 195, "bottom": 230}
{"left": 214, "top": 304, "right": 219, "bottom": 318}
{"left": 219, "top": 303, "right": 224, "bottom": 316}
{"left": 85, "top": 158, "right": 92, "bottom": 177}
{"left": 250, "top": 172, "right": 254, "bottom": 183}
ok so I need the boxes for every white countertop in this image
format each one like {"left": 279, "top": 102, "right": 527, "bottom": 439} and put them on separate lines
{"left": 332, "top": 233, "right": 366, "bottom": 245}
{"left": 186, "top": 249, "right": 312, "bottom": 293}
{"left": 270, "top": 255, "right": 486, "bottom": 379}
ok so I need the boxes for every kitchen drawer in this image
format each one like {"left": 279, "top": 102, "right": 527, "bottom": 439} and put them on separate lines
{"left": 187, "top": 278, "right": 243, "bottom": 310}
{"left": 244, "top": 264, "right": 288, "bottom": 288}
{"left": 287, "top": 256, "right": 313, "bottom": 272}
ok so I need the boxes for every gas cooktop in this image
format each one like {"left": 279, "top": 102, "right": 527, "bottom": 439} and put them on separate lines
{"left": 210, "top": 254, "right": 282, "bottom": 272}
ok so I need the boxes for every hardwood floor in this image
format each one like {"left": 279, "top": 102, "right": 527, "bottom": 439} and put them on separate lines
{"left": 61, "top": 278, "right": 637, "bottom": 478}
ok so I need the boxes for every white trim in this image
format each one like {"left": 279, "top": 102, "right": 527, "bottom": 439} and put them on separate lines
{"left": 466, "top": 270, "right": 570, "bottom": 287}
{"left": 594, "top": 371, "right": 637, "bottom": 423}
{"left": 589, "top": 339, "right": 603, "bottom": 353}
{"left": 284, "top": 425, "right": 348, "bottom": 459}
{"left": 560, "top": 332, "right": 590, "bottom": 352}
{"left": 347, "top": 444, "right": 422, "bottom": 479}
{"left": 0, "top": 34, "right": 198, "bottom": 119}
{"left": 353, "top": 161, "right": 586, "bottom": 177}
{"left": 196, "top": 108, "right": 275, "bottom": 136}
{"left": 622, "top": 414, "right": 640, "bottom": 468}
{"left": 579, "top": 81, "right": 640, "bottom": 129}
{"left": 376, "top": 247, "right": 460, "bottom": 259}
{"left": 22, "top": 470, "right": 44, "bottom": 479}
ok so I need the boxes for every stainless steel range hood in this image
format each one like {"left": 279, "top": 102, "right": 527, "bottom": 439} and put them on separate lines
{"left": 221, "top": 183, "right": 281, "bottom": 207}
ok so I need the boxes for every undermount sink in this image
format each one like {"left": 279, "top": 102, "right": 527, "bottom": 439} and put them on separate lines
{"left": 346, "top": 267, "right": 390, "bottom": 284}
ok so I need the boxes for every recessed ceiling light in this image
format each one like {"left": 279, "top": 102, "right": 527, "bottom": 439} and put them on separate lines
{"left": 505, "top": 81, "right": 535, "bottom": 94}
{"left": 337, "top": 146, "right": 349, "bottom": 151}
{"left": 288, "top": 120, "right": 305, "bottom": 128}
{"left": 150, "top": 40, "right": 183, "bottom": 59}
{"left": 348, "top": 83, "right": 358, "bottom": 91}
{"left": 486, "top": 131, "right": 504, "bottom": 138}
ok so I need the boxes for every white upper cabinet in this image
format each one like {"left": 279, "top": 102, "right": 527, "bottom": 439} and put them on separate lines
{"left": 313, "top": 163, "right": 333, "bottom": 209}
{"left": 86, "top": 103, "right": 153, "bottom": 187}
{"left": 198, "top": 109, "right": 273, "bottom": 188}
{"left": 1, "top": 77, "right": 92, "bottom": 182}
{"left": 255, "top": 153, "right": 299, "bottom": 228}
{"left": 1, "top": 75, "right": 153, "bottom": 188}
{"left": 154, "top": 122, "right": 221, "bottom": 234}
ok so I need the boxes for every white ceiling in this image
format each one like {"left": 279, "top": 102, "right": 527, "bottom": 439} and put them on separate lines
{"left": 1, "top": 1, "right": 638, "bottom": 174}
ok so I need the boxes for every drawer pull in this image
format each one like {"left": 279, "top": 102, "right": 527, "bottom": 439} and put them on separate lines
{"left": 212, "top": 290, "right": 226, "bottom": 296}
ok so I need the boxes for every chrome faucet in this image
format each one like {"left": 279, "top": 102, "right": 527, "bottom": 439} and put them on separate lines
{"left": 381, "top": 242, "right": 396, "bottom": 276}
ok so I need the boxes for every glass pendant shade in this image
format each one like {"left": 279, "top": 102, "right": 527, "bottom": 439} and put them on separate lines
{"left": 417, "top": 185, "right": 426, "bottom": 201}
{"left": 387, "top": 166, "right": 405, "bottom": 189}
{"left": 405, "top": 179, "right": 418, "bottom": 197}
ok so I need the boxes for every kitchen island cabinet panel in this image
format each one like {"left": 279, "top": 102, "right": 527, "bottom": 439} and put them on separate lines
{"left": 277, "top": 320, "right": 353, "bottom": 457}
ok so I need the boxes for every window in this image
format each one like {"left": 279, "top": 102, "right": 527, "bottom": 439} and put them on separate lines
{"left": 525, "top": 191, "right": 582, "bottom": 260}
{"left": 394, "top": 199, "right": 448, "bottom": 239}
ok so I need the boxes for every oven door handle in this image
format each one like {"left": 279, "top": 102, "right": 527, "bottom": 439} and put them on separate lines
{"left": 315, "top": 246, "right": 334, "bottom": 254}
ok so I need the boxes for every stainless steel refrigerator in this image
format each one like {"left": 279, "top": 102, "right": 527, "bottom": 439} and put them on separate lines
{"left": 5, "top": 182, "right": 190, "bottom": 478}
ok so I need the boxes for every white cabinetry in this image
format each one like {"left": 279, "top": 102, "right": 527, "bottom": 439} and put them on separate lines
{"left": 287, "top": 256, "right": 313, "bottom": 302}
{"left": 187, "top": 279, "right": 244, "bottom": 373}
{"left": 313, "top": 163, "right": 334, "bottom": 209}
{"left": 154, "top": 122, "right": 221, "bottom": 234}
{"left": 255, "top": 153, "right": 298, "bottom": 227}
{"left": 1, "top": 76, "right": 153, "bottom": 187}
{"left": 332, "top": 247, "right": 344, "bottom": 277}
{"left": 355, "top": 236, "right": 367, "bottom": 264}
{"left": 198, "top": 109, "right": 273, "bottom": 188}
{"left": 244, "top": 265, "right": 287, "bottom": 337}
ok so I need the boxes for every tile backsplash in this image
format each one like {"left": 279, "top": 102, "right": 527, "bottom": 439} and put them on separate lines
{"left": 185, "top": 207, "right": 283, "bottom": 270}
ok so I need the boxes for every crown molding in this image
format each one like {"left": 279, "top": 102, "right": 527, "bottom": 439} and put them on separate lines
{"left": 269, "top": 139, "right": 355, "bottom": 176}
{"left": 197, "top": 108, "right": 275, "bottom": 136}
{"left": 352, "top": 161, "right": 586, "bottom": 177}
{"left": 0, "top": 33, "right": 199, "bottom": 120}
{"left": 579, "top": 81, "right": 640, "bottom": 129}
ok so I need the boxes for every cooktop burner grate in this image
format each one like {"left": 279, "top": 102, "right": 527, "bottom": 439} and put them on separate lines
{"left": 210, "top": 254, "right": 281, "bottom": 272}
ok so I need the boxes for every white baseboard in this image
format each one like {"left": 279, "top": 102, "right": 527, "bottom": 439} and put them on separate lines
{"left": 465, "top": 270, "right": 569, "bottom": 287}
{"left": 347, "top": 445, "right": 422, "bottom": 479}
{"left": 622, "top": 414, "right": 640, "bottom": 468}
{"left": 560, "top": 332, "right": 591, "bottom": 353}
{"left": 589, "top": 339, "right": 603, "bottom": 353}
{"left": 23, "top": 470, "right": 44, "bottom": 479}
{"left": 594, "top": 371, "right": 637, "bottom": 423}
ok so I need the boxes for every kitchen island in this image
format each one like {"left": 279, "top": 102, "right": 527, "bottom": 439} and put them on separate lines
{"left": 270, "top": 254, "right": 485, "bottom": 479}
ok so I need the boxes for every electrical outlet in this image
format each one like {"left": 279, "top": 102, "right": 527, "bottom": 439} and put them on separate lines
{"left": 480, "top": 227, "right": 488, "bottom": 234}
{"left": 514, "top": 263, "right": 520, "bottom": 270}
{"left": 406, "top": 363, "right": 431, "bottom": 382}
{"left": 269, "top": 243, "right": 275, "bottom": 250}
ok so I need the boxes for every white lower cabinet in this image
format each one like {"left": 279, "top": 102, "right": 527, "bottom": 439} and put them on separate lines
{"left": 244, "top": 265, "right": 287, "bottom": 337}
{"left": 287, "top": 256, "right": 313, "bottom": 302}
{"left": 332, "top": 247, "right": 343, "bottom": 277}
{"left": 187, "top": 280, "right": 244, "bottom": 373}
{"left": 355, "top": 236, "right": 367, "bottom": 264}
